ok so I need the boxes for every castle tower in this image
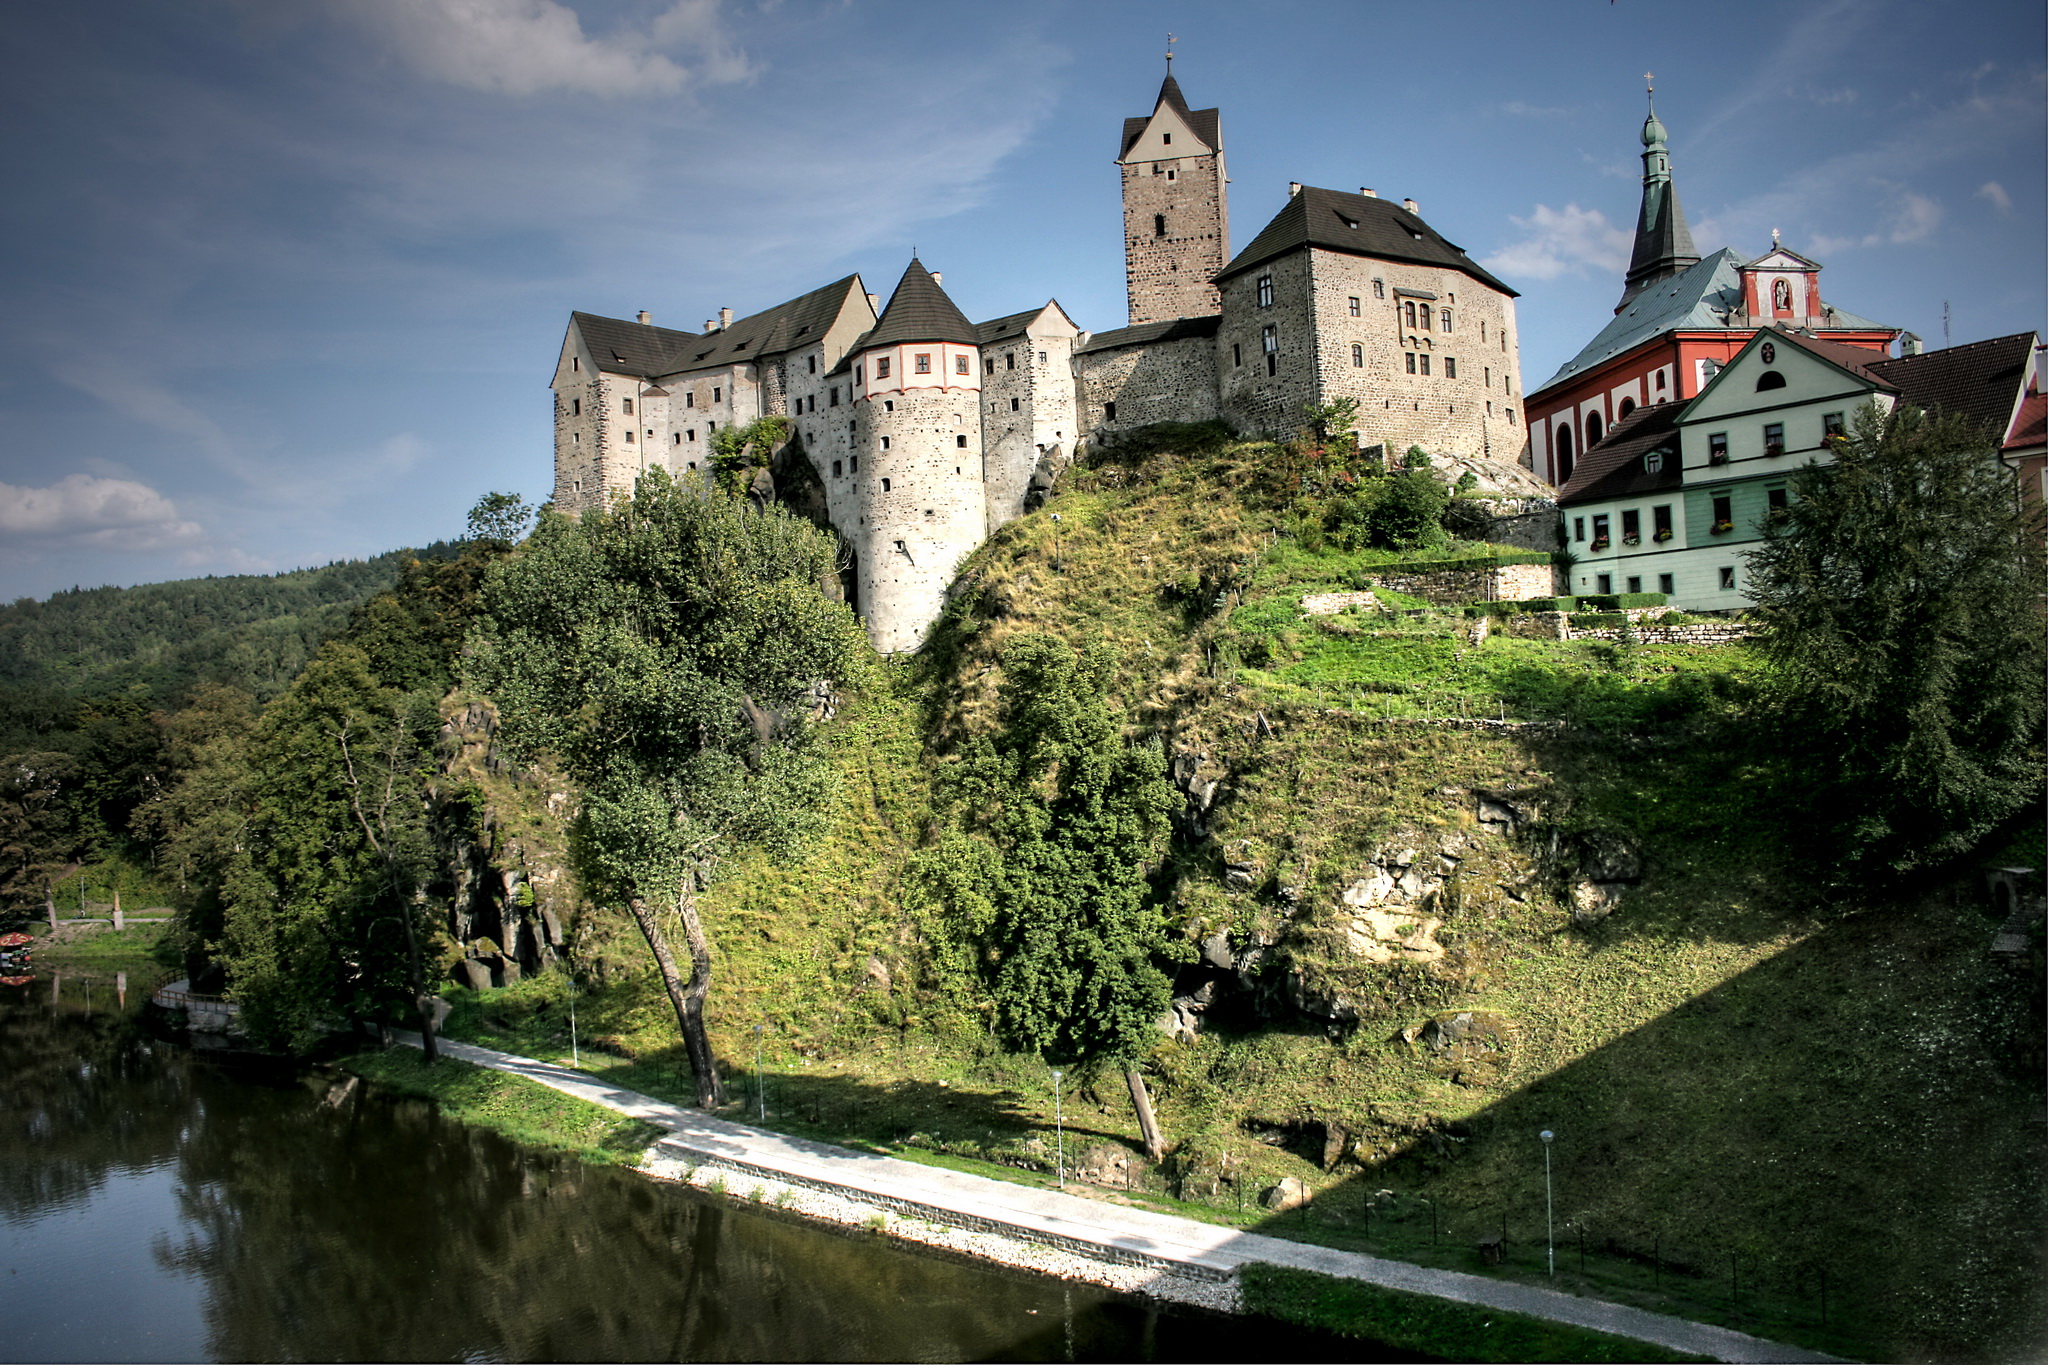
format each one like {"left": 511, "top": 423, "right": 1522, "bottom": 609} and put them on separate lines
{"left": 850, "top": 260, "right": 988, "bottom": 653}
{"left": 1118, "top": 59, "right": 1228, "bottom": 325}
{"left": 1616, "top": 85, "right": 1700, "bottom": 313}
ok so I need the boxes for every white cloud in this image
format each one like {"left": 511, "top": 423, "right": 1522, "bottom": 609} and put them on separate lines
{"left": 330, "top": 0, "right": 753, "bottom": 97}
{"left": 1977, "top": 180, "right": 2013, "bottom": 212}
{"left": 1809, "top": 187, "right": 1944, "bottom": 253}
{"left": 1501, "top": 101, "right": 1569, "bottom": 118}
{"left": 0, "top": 474, "right": 205, "bottom": 549}
{"left": 1480, "top": 203, "right": 1632, "bottom": 282}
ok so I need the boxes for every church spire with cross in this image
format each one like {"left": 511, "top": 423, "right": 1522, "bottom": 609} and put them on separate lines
{"left": 1617, "top": 74, "right": 1701, "bottom": 313}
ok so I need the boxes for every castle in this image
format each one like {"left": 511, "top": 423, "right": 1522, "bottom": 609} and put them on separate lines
{"left": 551, "top": 64, "right": 1530, "bottom": 651}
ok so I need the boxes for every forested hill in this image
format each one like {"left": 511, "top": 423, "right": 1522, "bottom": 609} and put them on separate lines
{"left": 1, "top": 545, "right": 456, "bottom": 713}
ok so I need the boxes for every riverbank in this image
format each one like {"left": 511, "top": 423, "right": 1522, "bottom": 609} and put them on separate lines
{"left": 378, "top": 1033, "right": 1834, "bottom": 1365}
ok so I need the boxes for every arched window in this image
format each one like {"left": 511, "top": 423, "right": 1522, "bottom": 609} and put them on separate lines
{"left": 1756, "top": 371, "right": 1787, "bottom": 392}
{"left": 1586, "top": 411, "right": 1604, "bottom": 446}
{"left": 1618, "top": 397, "right": 1636, "bottom": 419}
{"left": 1555, "top": 423, "right": 1575, "bottom": 483}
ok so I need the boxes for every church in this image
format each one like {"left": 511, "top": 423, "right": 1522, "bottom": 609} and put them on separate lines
{"left": 550, "top": 63, "right": 1530, "bottom": 651}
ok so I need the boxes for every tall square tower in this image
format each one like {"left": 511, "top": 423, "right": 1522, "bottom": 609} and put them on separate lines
{"left": 1119, "top": 71, "right": 1228, "bottom": 326}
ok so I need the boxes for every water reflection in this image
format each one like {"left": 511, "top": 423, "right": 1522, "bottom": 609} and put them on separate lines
{"left": 1, "top": 983, "right": 1406, "bottom": 1363}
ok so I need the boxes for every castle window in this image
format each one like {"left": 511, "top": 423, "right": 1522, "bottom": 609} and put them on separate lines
{"left": 686, "top": 392, "right": 695, "bottom": 407}
{"left": 833, "top": 460, "right": 843, "bottom": 477}
{"left": 572, "top": 432, "right": 579, "bottom": 444}
{"left": 915, "top": 353, "right": 931, "bottom": 374}
{"left": 1480, "top": 321, "right": 1487, "bottom": 342}
{"left": 1485, "top": 367, "right": 1491, "bottom": 387}
{"left": 687, "top": 429, "right": 695, "bottom": 441}
{"left": 1006, "top": 351, "right": 1015, "bottom": 370}
{"left": 830, "top": 388, "right": 839, "bottom": 406}
{"left": 572, "top": 357, "right": 580, "bottom": 372}
{"left": 1105, "top": 401, "right": 1117, "bottom": 421}
{"left": 1257, "top": 275, "right": 1273, "bottom": 307}
{"left": 674, "top": 433, "right": 681, "bottom": 445}
{"left": 714, "top": 387, "right": 722, "bottom": 402}
{"left": 1405, "top": 352, "right": 1417, "bottom": 374}
{"left": 1585, "top": 411, "right": 1602, "bottom": 445}
{"left": 1655, "top": 369, "right": 1667, "bottom": 391}
{"left": 624, "top": 429, "right": 634, "bottom": 443}
{"left": 1349, "top": 297, "right": 1361, "bottom": 316}
{"left": 808, "top": 355, "right": 817, "bottom": 373}
{"left": 883, "top": 400, "right": 893, "bottom": 412}
{"left": 1154, "top": 214, "right": 1166, "bottom": 237}
{"left": 1010, "top": 397, "right": 1020, "bottom": 411}
{"left": 850, "top": 456, "right": 858, "bottom": 472}
{"left": 1419, "top": 307, "right": 1431, "bottom": 333}
{"left": 881, "top": 437, "right": 891, "bottom": 450}
{"left": 855, "top": 365, "right": 863, "bottom": 384}
{"left": 1373, "top": 279, "right": 1385, "bottom": 299}
{"left": 1152, "top": 163, "right": 1163, "bottom": 176}
{"left": 1351, "top": 343, "right": 1364, "bottom": 367}
{"left": 1506, "top": 407, "right": 1514, "bottom": 422}
{"left": 955, "top": 354, "right": 969, "bottom": 375}
{"left": 1232, "top": 343, "right": 1242, "bottom": 367}
{"left": 1038, "top": 351, "right": 1046, "bottom": 364}
{"left": 1444, "top": 357, "right": 1457, "bottom": 379}
{"left": 1167, "top": 169, "right": 1176, "bottom": 181}
{"left": 876, "top": 357, "right": 891, "bottom": 379}
{"left": 1441, "top": 309, "right": 1452, "bottom": 332}
{"left": 956, "top": 434, "right": 968, "bottom": 448}
{"left": 1404, "top": 301, "right": 1417, "bottom": 327}
{"left": 571, "top": 398, "right": 580, "bottom": 415}
{"left": 882, "top": 477, "right": 891, "bottom": 490}
{"left": 1419, "top": 354, "right": 1431, "bottom": 376}
{"left": 1161, "top": 132, "right": 1171, "bottom": 145}
{"left": 622, "top": 397, "right": 634, "bottom": 415}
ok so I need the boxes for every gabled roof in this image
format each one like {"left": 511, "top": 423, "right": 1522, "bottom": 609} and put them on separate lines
{"left": 1766, "top": 325, "right": 1900, "bottom": 389}
{"left": 1119, "top": 74, "right": 1220, "bottom": 158}
{"left": 1077, "top": 313, "right": 1222, "bottom": 354}
{"left": 1556, "top": 401, "right": 1687, "bottom": 506}
{"left": 1214, "top": 186, "right": 1515, "bottom": 294}
{"left": 975, "top": 300, "right": 1078, "bottom": 346}
{"left": 858, "top": 260, "right": 979, "bottom": 352}
{"left": 2006, "top": 391, "right": 2047, "bottom": 452}
{"left": 1868, "top": 331, "right": 2038, "bottom": 440}
{"left": 568, "top": 275, "right": 866, "bottom": 379}
{"left": 1741, "top": 245, "right": 1823, "bottom": 271}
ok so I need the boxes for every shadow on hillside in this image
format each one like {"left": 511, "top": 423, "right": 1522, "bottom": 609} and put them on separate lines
{"left": 1229, "top": 888, "right": 2044, "bottom": 1362}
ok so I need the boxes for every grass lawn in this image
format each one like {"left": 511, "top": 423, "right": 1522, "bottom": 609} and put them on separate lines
{"left": 341, "top": 1046, "right": 663, "bottom": 1164}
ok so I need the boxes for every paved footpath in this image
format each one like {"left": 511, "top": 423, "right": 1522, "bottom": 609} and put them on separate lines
{"left": 404, "top": 1035, "right": 1841, "bottom": 1364}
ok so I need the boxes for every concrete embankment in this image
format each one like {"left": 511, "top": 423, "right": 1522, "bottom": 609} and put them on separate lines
{"left": 402, "top": 1035, "right": 1839, "bottom": 1364}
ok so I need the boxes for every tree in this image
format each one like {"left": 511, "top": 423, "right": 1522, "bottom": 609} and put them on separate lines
{"left": 0, "top": 751, "right": 81, "bottom": 926}
{"left": 467, "top": 469, "right": 865, "bottom": 1107}
{"left": 917, "top": 635, "right": 1183, "bottom": 1159}
{"left": 465, "top": 492, "right": 534, "bottom": 548}
{"left": 1747, "top": 405, "right": 2046, "bottom": 879}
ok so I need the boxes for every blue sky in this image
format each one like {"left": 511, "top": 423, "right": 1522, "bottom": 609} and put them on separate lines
{"left": 1, "top": 0, "right": 2040, "bottom": 601}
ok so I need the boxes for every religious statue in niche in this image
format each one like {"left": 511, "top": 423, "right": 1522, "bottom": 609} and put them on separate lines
{"left": 1773, "top": 278, "right": 1793, "bottom": 311}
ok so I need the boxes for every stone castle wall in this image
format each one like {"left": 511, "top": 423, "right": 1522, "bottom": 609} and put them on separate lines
{"left": 1215, "top": 249, "right": 1317, "bottom": 434}
{"left": 855, "top": 382, "right": 988, "bottom": 653}
{"left": 980, "top": 334, "right": 1078, "bottom": 532}
{"left": 1076, "top": 333, "right": 1220, "bottom": 445}
{"left": 1121, "top": 151, "right": 1227, "bottom": 325}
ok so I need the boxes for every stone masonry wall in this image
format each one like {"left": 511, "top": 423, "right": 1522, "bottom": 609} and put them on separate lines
{"left": 1307, "top": 248, "right": 1525, "bottom": 462}
{"left": 1216, "top": 250, "right": 1317, "bottom": 435}
{"left": 1372, "top": 559, "right": 1555, "bottom": 605}
{"left": 855, "top": 383, "right": 988, "bottom": 653}
{"left": 1076, "top": 333, "right": 1220, "bottom": 446}
{"left": 1122, "top": 151, "right": 1227, "bottom": 325}
{"left": 981, "top": 333, "right": 1079, "bottom": 532}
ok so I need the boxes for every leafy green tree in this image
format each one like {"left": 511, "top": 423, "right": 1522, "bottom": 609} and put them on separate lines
{"left": 0, "top": 751, "right": 81, "bottom": 926}
{"left": 1372, "top": 468, "right": 1450, "bottom": 549}
{"left": 1747, "top": 406, "right": 2046, "bottom": 879}
{"left": 917, "top": 635, "right": 1183, "bottom": 1158}
{"left": 468, "top": 469, "right": 866, "bottom": 1107}
{"left": 465, "top": 492, "right": 534, "bottom": 548}
{"left": 134, "top": 684, "right": 259, "bottom": 982}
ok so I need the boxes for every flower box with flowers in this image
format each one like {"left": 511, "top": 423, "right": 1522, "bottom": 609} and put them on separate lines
{"left": 1710, "top": 519, "right": 1734, "bottom": 535}
{"left": 1653, "top": 529, "right": 1674, "bottom": 542}
{"left": 1622, "top": 533, "right": 1641, "bottom": 546}
{"left": 1590, "top": 536, "right": 1610, "bottom": 550}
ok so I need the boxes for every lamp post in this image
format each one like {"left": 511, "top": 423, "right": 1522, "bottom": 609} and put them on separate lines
{"left": 1051, "top": 1068, "right": 1065, "bottom": 1189}
{"left": 755, "top": 1025, "right": 766, "bottom": 1123}
{"left": 1540, "top": 1129, "right": 1556, "bottom": 1277}
{"left": 568, "top": 973, "right": 579, "bottom": 1067}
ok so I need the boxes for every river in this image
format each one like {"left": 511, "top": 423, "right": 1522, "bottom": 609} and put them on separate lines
{"left": 1, "top": 976, "right": 1413, "bottom": 1362}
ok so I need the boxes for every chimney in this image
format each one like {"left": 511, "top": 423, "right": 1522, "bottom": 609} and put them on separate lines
{"left": 1402, "top": 198, "right": 1420, "bottom": 215}
{"left": 1360, "top": 187, "right": 1377, "bottom": 198}
{"left": 704, "top": 319, "right": 717, "bottom": 333}
{"left": 931, "top": 271, "right": 942, "bottom": 286}
{"left": 636, "top": 310, "right": 652, "bottom": 326}
{"left": 1288, "top": 181, "right": 1302, "bottom": 197}
{"left": 719, "top": 307, "right": 733, "bottom": 330}
{"left": 866, "top": 293, "right": 880, "bottom": 313}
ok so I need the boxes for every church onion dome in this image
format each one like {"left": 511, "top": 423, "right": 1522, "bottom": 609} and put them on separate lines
{"left": 1642, "top": 106, "right": 1668, "bottom": 148}
{"left": 858, "top": 259, "right": 980, "bottom": 352}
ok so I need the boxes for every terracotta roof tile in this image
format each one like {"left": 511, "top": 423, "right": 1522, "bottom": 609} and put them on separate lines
{"left": 1555, "top": 401, "right": 1687, "bottom": 506}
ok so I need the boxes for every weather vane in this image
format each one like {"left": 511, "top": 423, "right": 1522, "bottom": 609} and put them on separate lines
{"left": 1166, "top": 33, "right": 1176, "bottom": 74}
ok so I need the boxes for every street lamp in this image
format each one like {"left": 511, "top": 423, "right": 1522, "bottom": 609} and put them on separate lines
{"left": 1540, "top": 1129, "right": 1556, "bottom": 1277}
{"left": 755, "top": 1025, "right": 766, "bottom": 1123}
{"left": 568, "top": 972, "right": 579, "bottom": 1067}
{"left": 1051, "top": 1068, "right": 1065, "bottom": 1189}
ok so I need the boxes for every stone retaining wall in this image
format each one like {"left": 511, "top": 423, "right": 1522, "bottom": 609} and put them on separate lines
{"left": 1571, "top": 623, "right": 1753, "bottom": 645}
{"left": 1372, "top": 558, "right": 1555, "bottom": 605}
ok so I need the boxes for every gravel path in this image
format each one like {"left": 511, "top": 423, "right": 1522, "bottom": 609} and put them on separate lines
{"left": 401, "top": 1034, "right": 1843, "bottom": 1363}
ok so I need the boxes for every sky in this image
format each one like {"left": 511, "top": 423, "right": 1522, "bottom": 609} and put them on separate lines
{"left": 0, "top": 0, "right": 2041, "bottom": 602}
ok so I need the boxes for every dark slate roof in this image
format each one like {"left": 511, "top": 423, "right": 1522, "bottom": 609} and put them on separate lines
{"left": 1867, "top": 331, "right": 2038, "bottom": 439}
{"left": 1555, "top": 401, "right": 1686, "bottom": 506}
{"left": 1214, "top": 186, "right": 1516, "bottom": 295}
{"left": 1077, "top": 313, "right": 1221, "bottom": 354}
{"left": 571, "top": 275, "right": 865, "bottom": 378}
{"left": 858, "top": 260, "right": 980, "bottom": 352}
{"left": 975, "top": 303, "right": 1078, "bottom": 346}
{"left": 1119, "top": 74, "right": 1221, "bottom": 158}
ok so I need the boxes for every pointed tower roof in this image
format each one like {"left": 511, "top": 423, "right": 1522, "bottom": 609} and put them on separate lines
{"left": 859, "top": 259, "right": 979, "bottom": 352}
{"left": 1617, "top": 89, "right": 1700, "bottom": 313}
{"left": 1119, "top": 72, "right": 1221, "bottom": 158}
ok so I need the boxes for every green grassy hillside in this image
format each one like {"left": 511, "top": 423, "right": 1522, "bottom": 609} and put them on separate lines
{"left": 439, "top": 431, "right": 2042, "bottom": 1362}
